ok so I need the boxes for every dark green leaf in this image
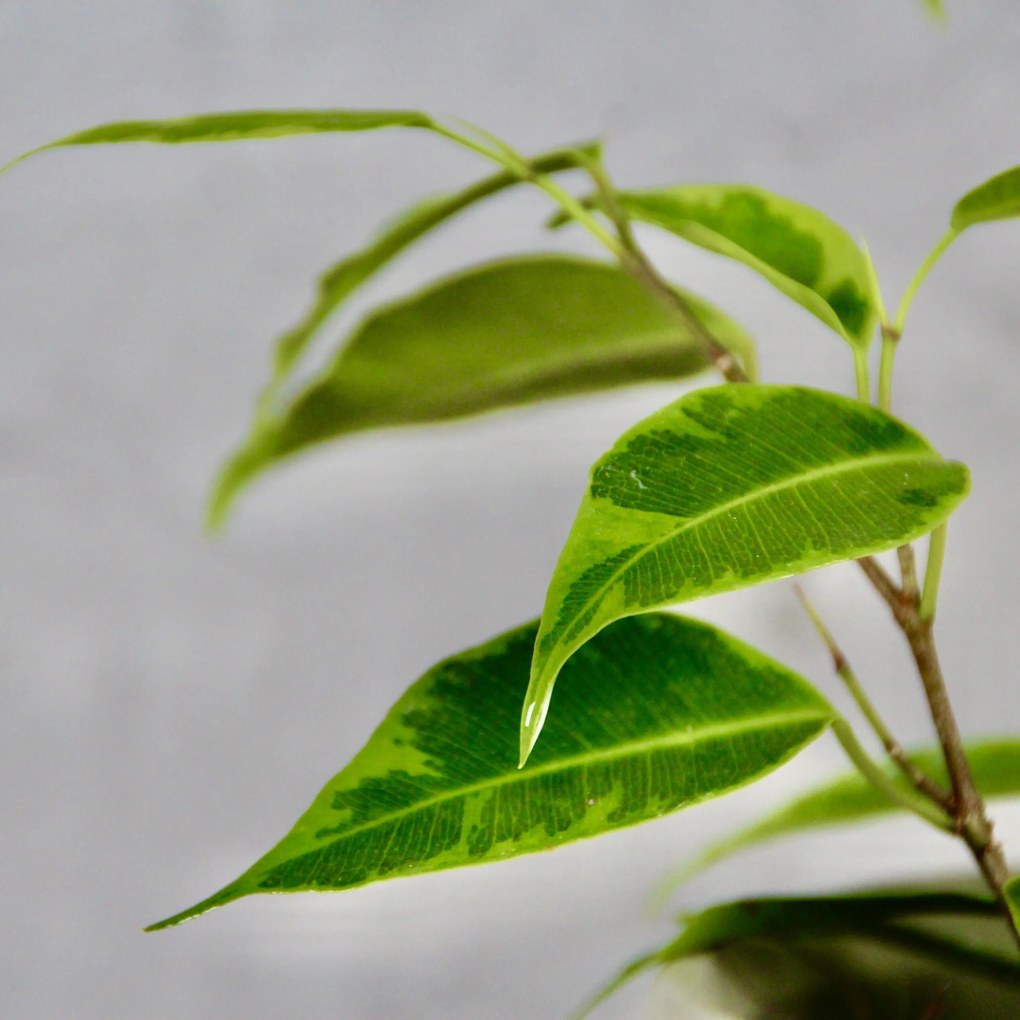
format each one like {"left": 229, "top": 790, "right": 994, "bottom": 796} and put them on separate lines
{"left": 147, "top": 613, "right": 832, "bottom": 931}
{"left": 210, "top": 255, "right": 754, "bottom": 527}
{"left": 951, "top": 166, "right": 1020, "bottom": 231}
{"left": 585, "top": 890, "right": 1020, "bottom": 1019}
{"left": 1, "top": 108, "right": 438, "bottom": 173}
{"left": 676, "top": 740, "right": 1020, "bottom": 882}
{"left": 266, "top": 143, "right": 599, "bottom": 385}
{"left": 607, "top": 185, "right": 876, "bottom": 346}
{"left": 522, "top": 384, "right": 969, "bottom": 764}
{"left": 1006, "top": 877, "right": 1020, "bottom": 933}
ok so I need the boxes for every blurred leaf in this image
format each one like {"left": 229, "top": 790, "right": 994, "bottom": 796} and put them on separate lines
{"left": 675, "top": 740, "right": 1020, "bottom": 883}
{"left": 952, "top": 166, "right": 1020, "bottom": 231}
{"left": 210, "top": 255, "right": 754, "bottom": 526}
{"left": 147, "top": 613, "right": 832, "bottom": 931}
{"left": 922, "top": 0, "right": 947, "bottom": 20}
{"left": 267, "top": 142, "right": 600, "bottom": 386}
{"left": 1, "top": 108, "right": 444, "bottom": 174}
{"left": 1006, "top": 877, "right": 1020, "bottom": 933}
{"left": 521, "top": 384, "right": 969, "bottom": 764}
{"left": 600, "top": 184, "right": 876, "bottom": 346}
{"left": 586, "top": 890, "right": 1020, "bottom": 1019}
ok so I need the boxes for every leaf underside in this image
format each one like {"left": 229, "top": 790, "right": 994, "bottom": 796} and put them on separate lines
{"left": 609, "top": 184, "right": 877, "bottom": 346}
{"left": 210, "top": 255, "right": 754, "bottom": 525}
{"left": 148, "top": 613, "right": 831, "bottom": 931}
{"left": 522, "top": 384, "right": 969, "bottom": 764}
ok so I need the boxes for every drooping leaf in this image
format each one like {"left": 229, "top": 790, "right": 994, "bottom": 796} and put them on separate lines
{"left": 951, "top": 165, "right": 1020, "bottom": 231}
{"left": 210, "top": 255, "right": 755, "bottom": 526}
{"left": 522, "top": 384, "right": 969, "bottom": 764}
{"left": 673, "top": 740, "right": 1020, "bottom": 884}
{"left": 147, "top": 613, "right": 833, "bottom": 931}
{"left": 583, "top": 889, "right": 1020, "bottom": 1018}
{"left": 0, "top": 109, "right": 439, "bottom": 175}
{"left": 267, "top": 142, "right": 600, "bottom": 386}
{"left": 602, "top": 184, "right": 876, "bottom": 346}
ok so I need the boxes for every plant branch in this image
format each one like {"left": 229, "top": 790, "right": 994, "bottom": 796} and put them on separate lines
{"left": 794, "top": 584, "right": 952, "bottom": 812}
{"left": 857, "top": 551, "right": 1018, "bottom": 941}
{"left": 830, "top": 719, "right": 951, "bottom": 830}
{"left": 582, "top": 156, "right": 749, "bottom": 385}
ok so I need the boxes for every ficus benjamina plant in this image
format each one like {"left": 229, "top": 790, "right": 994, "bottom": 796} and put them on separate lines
{"left": 6, "top": 102, "right": 1020, "bottom": 1016}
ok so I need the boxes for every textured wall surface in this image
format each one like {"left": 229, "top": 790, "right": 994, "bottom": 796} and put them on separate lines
{"left": 2, "top": 4, "right": 1019, "bottom": 1018}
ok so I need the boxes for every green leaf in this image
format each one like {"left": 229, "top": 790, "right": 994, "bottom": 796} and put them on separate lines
{"left": 210, "top": 255, "right": 755, "bottom": 527}
{"left": 922, "top": 0, "right": 947, "bottom": 20}
{"left": 522, "top": 384, "right": 969, "bottom": 764}
{"left": 951, "top": 165, "right": 1020, "bottom": 231}
{"left": 146, "top": 613, "right": 833, "bottom": 931}
{"left": 0, "top": 108, "right": 439, "bottom": 174}
{"left": 676, "top": 740, "right": 1020, "bottom": 883}
{"left": 608, "top": 185, "right": 877, "bottom": 346}
{"left": 583, "top": 888, "right": 1018, "bottom": 1018}
{"left": 266, "top": 143, "right": 599, "bottom": 386}
{"left": 1006, "top": 877, "right": 1020, "bottom": 933}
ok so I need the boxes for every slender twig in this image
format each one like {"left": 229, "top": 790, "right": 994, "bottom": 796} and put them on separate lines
{"left": 582, "top": 157, "right": 749, "bottom": 385}
{"left": 920, "top": 523, "right": 948, "bottom": 623}
{"left": 830, "top": 720, "right": 950, "bottom": 829}
{"left": 898, "top": 543, "right": 920, "bottom": 604}
{"left": 794, "top": 584, "right": 952, "bottom": 812}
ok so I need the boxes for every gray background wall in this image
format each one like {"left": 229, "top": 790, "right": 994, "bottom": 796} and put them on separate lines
{"left": 2, "top": 3, "right": 1019, "bottom": 1018}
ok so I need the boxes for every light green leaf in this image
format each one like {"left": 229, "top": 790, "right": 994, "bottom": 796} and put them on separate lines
{"left": 210, "top": 255, "right": 755, "bottom": 527}
{"left": 676, "top": 741, "right": 1020, "bottom": 883}
{"left": 267, "top": 142, "right": 600, "bottom": 386}
{"left": 522, "top": 384, "right": 969, "bottom": 764}
{"left": 951, "top": 165, "right": 1020, "bottom": 231}
{"left": 1, "top": 108, "right": 438, "bottom": 174}
{"left": 583, "top": 889, "right": 1017, "bottom": 1018}
{"left": 922, "top": 0, "right": 947, "bottom": 20}
{"left": 609, "top": 185, "right": 876, "bottom": 346}
{"left": 147, "top": 613, "right": 833, "bottom": 931}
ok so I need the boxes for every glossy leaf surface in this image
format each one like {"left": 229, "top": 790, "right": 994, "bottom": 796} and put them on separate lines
{"left": 147, "top": 613, "right": 832, "bottom": 930}
{"left": 266, "top": 143, "right": 598, "bottom": 385}
{"left": 1, "top": 108, "right": 437, "bottom": 173}
{"left": 678, "top": 740, "right": 1020, "bottom": 881}
{"left": 584, "top": 890, "right": 1019, "bottom": 1018}
{"left": 952, "top": 165, "right": 1020, "bottom": 230}
{"left": 210, "top": 255, "right": 753, "bottom": 525}
{"left": 522, "top": 384, "right": 969, "bottom": 763}
{"left": 610, "top": 184, "right": 876, "bottom": 346}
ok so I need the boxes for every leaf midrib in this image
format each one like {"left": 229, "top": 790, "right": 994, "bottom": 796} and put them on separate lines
{"left": 276, "top": 705, "right": 830, "bottom": 860}
{"left": 546, "top": 446, "right": 943, "bottom": 671}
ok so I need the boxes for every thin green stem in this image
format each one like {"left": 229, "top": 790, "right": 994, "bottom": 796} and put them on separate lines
{"left": 877, "top": 324, "right": 900, "bottom": 413}
{"left": 853, "top": 346, "right": 871, "bottom": 403}
{"left": 894, "top": 227, "right": 960, "bottom": 333}
{"left": 920, "top": 523, "right": 948, "bottom": 623}
{"left": 433, "top": 121, "right": 625, "bottom": 258}
{"left": 831, "top": 719, "right": 951, "bottom": 830}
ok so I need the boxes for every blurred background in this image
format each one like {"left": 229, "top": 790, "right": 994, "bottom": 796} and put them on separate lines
{"left": 2, "top": 3, "right": 1019, "bottom": 1017}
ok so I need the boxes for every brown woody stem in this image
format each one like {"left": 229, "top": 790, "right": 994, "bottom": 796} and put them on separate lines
{"left": 857, "top": 555, "right": 1018, "bottom": 944}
